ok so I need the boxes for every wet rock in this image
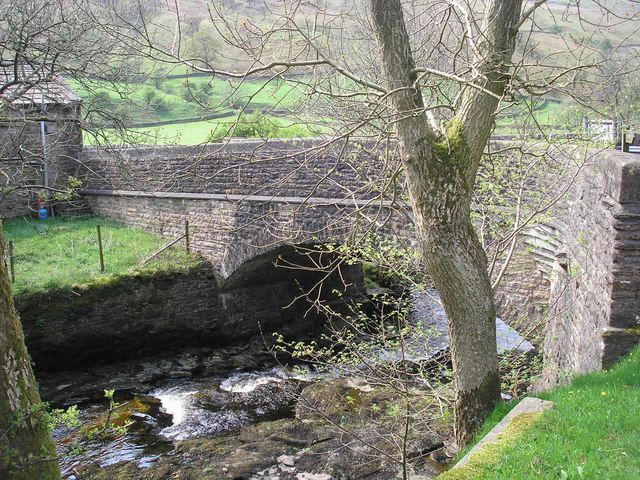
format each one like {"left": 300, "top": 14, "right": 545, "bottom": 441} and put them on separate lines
{"left": 73, "top": 403, "right": 444, "bottom": 480}
{"left": 48, "top": 345, "right": 450, "bottom": 480}
{"left": 38, "top": 342, "right": 279, "bottom": 408}
{"left": 296, "top": 379, "right": 449, "bottom": 473}
{"left": 429, "top": 447, "right": 454, "bottom": 466}
{"left": 195, "top": 380, "right": 301, "bottom": 423}
{"left": 278, "top": 454, "right": 295, "bottom": 467}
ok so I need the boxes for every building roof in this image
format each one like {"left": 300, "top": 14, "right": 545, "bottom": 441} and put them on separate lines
{"left": 0, "top": 61, "right": 82, "bottom": 107}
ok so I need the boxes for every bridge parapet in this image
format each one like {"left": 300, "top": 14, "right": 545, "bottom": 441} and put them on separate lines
{"left": 81, "top": 139, "right": 398, "bottom": 201}
{"left": 80, "top": 139, "right": 412, "bottom": 279}
{"left": 541, "top": 150, "right": 640, "bottom": 385}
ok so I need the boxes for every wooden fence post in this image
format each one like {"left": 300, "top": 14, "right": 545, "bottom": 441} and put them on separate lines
{"left": 97, "top": 225, "right": 105, "bottom": 272}
{"left": 8, "top": 240, "right": 15, "bottom": 284}
{"left": 185, "top": 220, "right": 190, "bottom": 253}
{"left": 621, "top": 129, "right": 631, "bottom": 153}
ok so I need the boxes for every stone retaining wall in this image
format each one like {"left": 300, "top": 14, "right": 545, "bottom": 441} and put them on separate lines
{"left": 541, "top": 151, "right": 640, "bottom": 385}
{"left": 19, "top": 257, "right": 365, "bottom": 372}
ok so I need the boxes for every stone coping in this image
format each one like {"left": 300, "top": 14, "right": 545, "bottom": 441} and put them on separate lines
{"left": 452, "top": 397, "right": 554, "bottom": 470}
{"left": 80, "top": 188, "right": 401, "bottom": 208}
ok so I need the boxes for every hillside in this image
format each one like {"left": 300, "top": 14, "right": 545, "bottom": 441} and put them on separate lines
{"left": 74, "top": 0, "right": 633, "bottom": 145}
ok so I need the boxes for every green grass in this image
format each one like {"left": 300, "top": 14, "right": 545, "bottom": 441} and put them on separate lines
{"left": 69, "top": 76, "right": 303, "bottom": 126}
{"left": 157, "top": 76, "right": 303, "bottom": 110}
{"left": 69, "top": 73, "right": 324, "bottom": 145}
{"left": 496, "top": 98, "right": 584, "bottom": 131}
{"left": 4, "top": 216, "right": 193, "bottom": 296}
{"left": 87, "top": 114, "right": 329, "bottom": 146}
{"left": 444, "top": 347, "right": 640, "bottom": 479}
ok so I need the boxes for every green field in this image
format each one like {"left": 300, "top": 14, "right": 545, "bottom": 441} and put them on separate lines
{"left": 3, "top": 216, "right": 193, "bottom": 295}
{"left": 75, "top": 74, "right": 587, "bottom": 146}
{"left": 86, "top": 114, "right": 329, "bottom": 146}
{"left": 70, "top": 73, "right": 329, "bottom": 145}
{"left": 63, "top": 0, "right": 630, "bottom": 147}
{"left": 70, "top": 76, "right": 304, "bottom": 125}
{"left": 443, "top": 347, "right": 640, "bottom": 479}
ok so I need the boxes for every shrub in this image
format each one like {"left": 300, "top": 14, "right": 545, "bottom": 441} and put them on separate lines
{"left": 209, "top": 110, "right": 315, "bottom": 141}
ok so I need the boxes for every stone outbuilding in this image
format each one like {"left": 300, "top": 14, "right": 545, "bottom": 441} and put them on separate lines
{"left": 0, "top": 60, "right": 83, "bottom": 218}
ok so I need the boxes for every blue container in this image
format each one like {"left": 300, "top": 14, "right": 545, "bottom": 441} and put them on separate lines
{"left": 38, "top": 207, "right": 49, "bottom": 221}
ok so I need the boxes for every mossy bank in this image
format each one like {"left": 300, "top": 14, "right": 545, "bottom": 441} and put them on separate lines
{"left": 18, "top": 258, "right": 226, "bottom": 372}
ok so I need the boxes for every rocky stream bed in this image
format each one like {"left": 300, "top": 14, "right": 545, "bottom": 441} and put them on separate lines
{"left": 37, "top": 291, "right": 533, "bottom": 480}
{"left": 40, "top": 340, "right": 448, "bottom": 480}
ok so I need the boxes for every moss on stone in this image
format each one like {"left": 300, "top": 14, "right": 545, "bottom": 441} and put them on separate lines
{"left": 14, "top": 255, "right": 206, "bottom": 325}
{"left": 439, "top": 411, "right": 545, "bottom": 479}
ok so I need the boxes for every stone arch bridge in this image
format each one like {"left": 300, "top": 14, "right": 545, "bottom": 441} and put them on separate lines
{"left": 75, "top": 140, "right": 414, "bottom": 351}
{"left": 79, "top": 139, "right": 640, "bottom": 382}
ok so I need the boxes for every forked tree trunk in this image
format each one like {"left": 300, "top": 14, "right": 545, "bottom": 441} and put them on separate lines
{"left": 369, "top": 0, "right": 523, "bottom": 445}
{"left": 0, "top": 224, "right": 61, "bottom": 480}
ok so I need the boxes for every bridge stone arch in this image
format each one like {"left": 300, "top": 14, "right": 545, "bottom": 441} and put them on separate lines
{"left": 219, "top": 241, "right": 367, "bottom": 337}
{"left": 216, "top": 200, "right": 364, "bottom": 280}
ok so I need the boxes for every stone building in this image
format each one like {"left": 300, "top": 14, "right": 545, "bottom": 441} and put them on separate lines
{"left": 0, "top": 60, "right": 83, "bottom": 218}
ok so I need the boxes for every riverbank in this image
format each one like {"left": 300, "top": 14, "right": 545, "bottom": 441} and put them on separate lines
{"left": 444, "top": 346, "right": 640, "bottom": 479}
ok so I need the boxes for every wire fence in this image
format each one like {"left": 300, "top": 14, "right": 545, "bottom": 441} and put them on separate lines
{"left": 3, "top": 220, "right": 191, "bottom": 284}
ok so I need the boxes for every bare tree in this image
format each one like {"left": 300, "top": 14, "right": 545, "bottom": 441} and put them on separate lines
{"left": 365, "top": 0, "right": 527, "bottom": 444}
{"left": 3, "top": 0, "right": 640, "bottom": 455}
{"left": 79, "top": 0, "right": 640, "bottom": 446}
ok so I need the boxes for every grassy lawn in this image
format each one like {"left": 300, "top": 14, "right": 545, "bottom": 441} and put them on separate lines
{"left": 443, "top": 347, "right": 640, "bottom": 479}
{"left": 3, "top": 216, "right": 193, "bottom": 296}
{"left": 158, "top": 76, "right": 303, "bottom": 110}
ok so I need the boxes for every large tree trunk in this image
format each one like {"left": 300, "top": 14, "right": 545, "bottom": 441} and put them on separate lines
{"left": 369, "top": 0, "right": 523, "bottom": 446}
{"left": 0, "top": 223, "right": 61, "bottom": 480}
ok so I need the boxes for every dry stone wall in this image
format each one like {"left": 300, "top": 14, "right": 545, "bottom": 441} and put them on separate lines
{"left": 81, "top": 140, "right": 394, "bottom": 199}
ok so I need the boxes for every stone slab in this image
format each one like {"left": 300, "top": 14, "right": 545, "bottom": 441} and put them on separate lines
{"left": 452, "top": 397, "right": 554, "bottom": 470}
